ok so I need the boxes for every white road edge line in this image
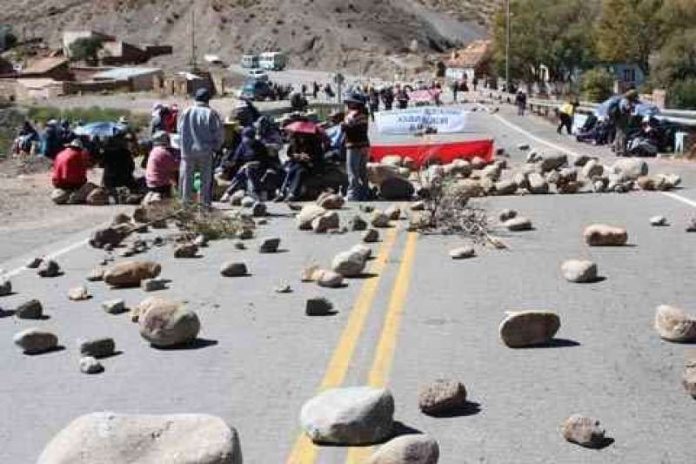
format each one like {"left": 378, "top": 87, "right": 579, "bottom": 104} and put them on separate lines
{"left": 490, "top": 110, "right": 696, "bottom": 209}
{"left": 3, "top": 239, "right": 89, "bottom": 279}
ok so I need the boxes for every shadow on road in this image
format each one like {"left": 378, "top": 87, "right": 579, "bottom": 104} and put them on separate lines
{"left": 424, "top": 400, "right": 482, "bottom": 418}
{"left": 152, "top": 338, "right": 219, "bottom": 351}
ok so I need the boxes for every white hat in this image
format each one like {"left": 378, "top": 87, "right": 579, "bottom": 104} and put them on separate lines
{"left": 67, "top": 138, "right": 84, "bottom": 149}
{"left": 152, "top": 131, "right": 170, "bottom": 146}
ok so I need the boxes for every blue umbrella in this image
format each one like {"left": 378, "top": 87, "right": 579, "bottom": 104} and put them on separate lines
{"left": 73, "top": 121, "right": 125, "bottom": 139}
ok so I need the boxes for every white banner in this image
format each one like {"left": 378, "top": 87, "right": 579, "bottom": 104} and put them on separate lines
{"left": 375, "top": 107, "right": 468, "bottom": 135}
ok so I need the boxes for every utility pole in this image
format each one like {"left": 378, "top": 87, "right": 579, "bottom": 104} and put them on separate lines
{"left": 505, "top": 0, "right": 511, "bottom": 93}
{"left": 190, "top": 9, "right": 198, "bottom": 72}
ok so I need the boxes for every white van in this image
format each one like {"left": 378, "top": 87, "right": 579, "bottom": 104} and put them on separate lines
{"left": 259, "top": 52, "right": 287, "bottom": 71}
{"left": 241, "top": 54, "right": 259, "bottom": 69}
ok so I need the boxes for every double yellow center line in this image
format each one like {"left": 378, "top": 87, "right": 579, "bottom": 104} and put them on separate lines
{"left": 286, "top": 228, "right": 419, "bottom": 464}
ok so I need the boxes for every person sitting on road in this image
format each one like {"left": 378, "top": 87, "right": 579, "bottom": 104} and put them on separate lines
{"left": 275, "top": 132, "right": 324, "bottom": 202}
{"left": 220, "top": 126, "right": 269, "bottom": 200}
{"left": 52, "top": 139, "right": 91, "bottom": 191}
{"left": 145, "top": 131, "right": 179, "bottom": 198}
{"left": 40, "top": 119, "right": 62, "bottom": 160}
{"left": 101, "top": 133, "right": 138, "bottom": 194}
{"left": 13, "top": 120, "right": 39, "bottom": 156}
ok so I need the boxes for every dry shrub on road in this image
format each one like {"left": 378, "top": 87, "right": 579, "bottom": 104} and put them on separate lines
{"left": 144, "top": 200, "right": 251, "bottom": 240}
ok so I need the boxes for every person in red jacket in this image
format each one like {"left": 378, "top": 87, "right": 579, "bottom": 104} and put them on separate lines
{"left": 52, "top": 139, "right": 91, "bottom": 190}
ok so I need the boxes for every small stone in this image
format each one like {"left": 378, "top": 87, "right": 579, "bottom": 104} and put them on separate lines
{"left": 0, "top": 278, "right": 11, "bottom": 296}
{"left": 78, "top": 337, "right": 115, "bottom": 358}
{"left": 174, "top": 243, "right": 198, "bottom": 258}
{"left": 360, "top": 204, "right": 376, "bottom": 213}
{"left": 363, "top": 229, "right": 380, "bottom": 243}
{"left": 449, "top": 247, "right": 476, "bottom": 260}
{"left": 540, "top": 154, "right": 567, "bottom": 172}
{"left": 317, "top": 192, "right": 345, "bottom": 210}
{"left": 251, "top": 201, "right": 267, "bottom": 217}
{"left": 371, "top": 211, "right": 391, "bottom": 228}
{"left": 102, "top": 299, "right": 127, "bottom": 315}
{"left": 234, "top": 240, "right": 246, "bottom": 250}
{"left": 583, "top": 224, "right": 628, "bottom": 246}
{"left": 561, "top": 260, "right": 598, "bottom": 283}
{"left": 139, "top": 301, "right": 200, "bottom": 347}
{"left": 86, "top": 268, "right": 105, "bottom": 282}
{"left": 103, "top": 261, "right": 162, "bottom": 287}
{"left": 111, "top": 213, "right": 132, "bottom": 226}
{"left": 349, "top": 215, "right": 368, "bottom": 231}
{"left": 142, "top": 278, "right": 167, "bottom": 292}
{"left": 650, "top": 216, "right": 668, "bottom": 227}
{"left": 582, "top": 159, "right": 604, "bottom": 179}
{"left": 562, "top": 415, "right": 608, "bottom": 448}
{"left": 259, "top": 237, "right": 281, "bottom": 253}
{"left": 37, "top": 259, "right": 61, "bottom": 278}
{"left": 79, "top": 356, "right": 104, "bottom": 374}
{"left": 274, "top": 283, "right": 293, "bottom": 294}
{"left": 68, "top": 286, "right": 91, "bottom": 301}
{"left": 332, "top": 250, "right": 367, "bottom": 277}
{"left": 499, "top": 311, "right": 561, "bottom": 348}
{"left": 654, "top": 305, "right": 696, "bottom": 342}
{"left": 504, "top": 217, "right": 533, "bottom": 231}
{"left": 350, "top": 244, "right": 372, "bottom": 261}
{"left": 498, "top": 209, "right": 517, "bottom": 222}
{"left": 240, "top": 196, "right": 255, "bottom": 208}
{"left": 256, "top": 218, "right": 268, "bottom": 225}
{"left": 315, "top": 270, "right": 344, "bottom": 288}
{"left": 15, "top": 299, "right": 43, "bottom": 319}
{"left": 13, "top": 328, "right": 58, "bottom": 354}
{"left": 306, "top": 297, "right": 334, "bottom": 316}
{"left": 220, "top": 262, "right": 248, "bottom": 277}
{"left": 300, "top": 387, "right": 395, "bottom": 445}
{"left": 527, "top": 172, "right": 549, "bottom": 194}
{"left": 229, "top": 189, "right": 245, "bottom": 206}
{"left": 385, "top": 205, "right": 401, "bottom": 221}
{"left": 419, "top": 379, "right": 468, "bottom": 415}
{"left": 236, "top": 228, "right": 254, "bottom": 240}
{"left": 517, "top": 143, "right": 530, "bottom": 150}
{"left": 312, "top": 211, "right": 340, "bottom": 233}
{"left": 495, "top": 179, "right": 518, "bottom": 195}
{"left": 194, "top": 234, "right": 209, "bottom": 247}
{"left": 410, "top": 201, "right": 426, "bottom": 211}
{"left": 367, "top": 434, "right": 440, "bottom": 464}
{"left": 682, "top": 359, "right": 696, "bottom": 398}
{"left": 26, "top": 257, "right": 43, "bottom": 269}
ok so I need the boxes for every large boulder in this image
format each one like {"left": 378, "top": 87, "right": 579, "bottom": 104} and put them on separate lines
{"left": 296, "top": 204, "right": 326, "bottom": 230}
{"left": 499, "top": 311, "right": 560, "bottom": 348}
{"left": 612, "top": 158, "right": 648, "bottom": 180}
{"left": 527, "top": 173, "right": 549, "bottom": 194}
{"left": 561, "top": 260, "right": 598, "bottom": 283}
{"left": 300, "top": 387, "right": 394, "bottom": 445}
{"left": 89, "top": 224, "right": 132, "bottom": 249}
{"left": 139, "top": 301, "right": 201, "bottom": 347}
{"left": 380, "top": 177, "right": 415, "bottom": 200}
{"left": 368, "top": 163, "right": 403, "bottom": 186}
{"left": 581, "top": 160, "right": 604, "bottom": 179}
{"left": 13, "top": 328, "right": 58, "bottom": 354}
{"left": 583, "top": 225, "right": 628, "bottom": 246}
{"left": 332, "top": 250, "right": 367, "bottom": 277}
{"left": 103, "top": 261, "right": 161, "bottom": 287}
{"left": 654, "top": 305, "right": 696, "bottom": 342}
{"left": 540, "top": 154, "right": 567, "bottom": 173}
{"left": 312, "top": 211, "right": 340, "bottom": 233}
{"left": 367, "top": 434, "right": 440, "bottom": 464}
{"left": 36, "top": 412, "right": 242, "bottom": 464}
{"left": 419, "top": 380, "right": 468, "bottom": 415}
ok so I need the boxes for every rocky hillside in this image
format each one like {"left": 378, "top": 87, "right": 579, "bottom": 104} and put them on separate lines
{"left": 5, "top": 0, "right": 499, "bottom": 76}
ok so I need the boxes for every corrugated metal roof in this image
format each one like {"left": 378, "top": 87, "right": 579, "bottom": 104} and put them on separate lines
{"left": 93, "top": 67, "right": 162, "bottom": 80}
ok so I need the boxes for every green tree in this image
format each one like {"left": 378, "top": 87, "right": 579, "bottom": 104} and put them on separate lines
{"left": 595, "top": 0, "right": 664, "bottom": 74}
{"left": 581, "top": 67, "right": 615, "bottom": 101}
{"left": 651, "top": 28, "right": 696, "bottom": 87}
{"left": 668, "top": 78, "right": 696, "bottom": 109}
{"left": 69, "top": 37, "right": 104, "bottom": 64}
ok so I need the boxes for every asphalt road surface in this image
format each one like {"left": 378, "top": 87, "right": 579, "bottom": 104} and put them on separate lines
{"left": 1, "top": 100, "right": 695, "bottom": 463}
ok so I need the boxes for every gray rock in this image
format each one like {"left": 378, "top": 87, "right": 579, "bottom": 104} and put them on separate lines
{"left": 296, "top": 204, "right": 326, "bottom": 230}
{"left": 306, "top": 297, "right": 334, "bottom": 316}
{"left": 68, "top": 286, "right": 91, "bottom": 301}
{"left": 495, "top": 179, "right": 518, "bottom": 196}
{"left": 139, "top": 303, "right": 200, "bottom": 347}
{"left": 240, "top": 196, "right": 255, "bottom": 208}
{"left": 79, "top": 356, "right": 104, "bottom": 374}
{"left": 36, "top": 412, "right": 242, "bottom": 464}
{"left": 513, "top": 172, "right": 529, "bottom": 190}
{"left": 504, "top": 217, "right": 533, "bottom": 231}
{"left": 385, "top": 205, "right": 401, "bottom": 220}
{"left": 371, "top": 211, "right": 391, "bottom": 228}
{"left": 573, "top": 154, "right": 591, "bottom": 166}
{"left": 300, "top": 387, "right": 395, "bottom": 445}
{"left": 78, "top": 337, "right": 115, "bottom": 358}
{"left": 612, "top": 158, "right": 648, "bottom": 180}
{"left": 104, "top": 261, "right": 161, "bottom": 287}
{"left": 312, "top": 211, "right": 340, "bottom": 233}
{"left": 380, "top": 176, "right": 415, "bottom": 200}
{"left": 317, "top": 192, "right": 345, "bottom": 210}
{"left": 499, "top": 311, "right": 561, "bottom": 348}
{"left": 517, "top": 143, "right": 530, "bottom": 151}
{"left": 15, "top": 299, "right": 43, "bottom": 319}
{"left": 527, "top": 173, "right": 549, "bottom": 194}
{"left": 233, "top": 241, "right": 246, "bottom": 250}
{"left": 220, "top": 262, "right": 248, "bottom": 277}
{"left": 194, "top": 234, "right": 209, "bottom": 247}
{"left": 687, "top": 217, "right": 696, "bottom": 233}
{"left": 26, "top": 257, "right": 43, "bottom": 269}
{"left": 410, "top": 201, "right": 426, "bottom": 211}
{"left": 419, "top": 379, "right": 468, "bottom": 415}
{"left": 561, "top": 260, "right": 598, "bottom": 283}
{"left": 448, "top": 247, "right": 476, "bottom": 260}
{"left": 0, "top": 277, "right": 11, "bottom": 296}
{"left": 332, "top": 250, "right": 367, "bottom": 277}
{"left": 540, "top": 153, "right": 567, "bottom": 172}
{"left": 650, "top": 216, "right": 668, "bottom": 227}
{"left": 582, "top": 159, "right": 604, "bottom": 179}
{"left": 562, "top": 415, "right": 608, "bottom": 448}
{"left": 236, "top": 228, "right": 254, "bottom": 240}
{"left": 274, "top": 283, "right": 293, "bottom": 294}
{"left": 13, "top": 328, "right": 58, "bottom": 354}
{"left": 174, "top": 243, "right": 198, "bottom": 258}
{"left": 86, "top": 267, "right": 105, "bottom": 282}
{"left": 350, "top": 244, "right": 372, "bottom": 261}
{"left": 498, "top": 209, "right": 517, "bottom": 222}
{"left": 583, "top": 224, "right": 628, "bottom": 246}
{"left": 349, "top": 215, "right": 368, "bottom": 231}
{"left": 37, "top": 259, "right": 61, "bottom": 278}
{"left": 102, "top": 299, "right": 127, "bottom": 315}
{"left": 251, "top": 201, "right": 267, "bottom": 217}
{"left": 363, "top": 229, "right": 380, "bottom": 243}
{"left": 683, "top": 359, "right": 696, "bottom": 398}
{"left": 259, "top": 237, "right": 281, "bottom": 253}
{"left": 142, "top": 278, "right": 167, "bottom": 292}
{"left": 228, "top": 190, "right": 245, "bottom": 206}
{"left": 315, "top": 270, "right": 345, "bottom": 288}
{"left": 367, "top": 434, "right": 440, "bottom": 464}
{"left": 654, "top": 305, "right": 696, "bottom": 342}
{"left": 545, "top": 170, "right": 560, "bottom": 185}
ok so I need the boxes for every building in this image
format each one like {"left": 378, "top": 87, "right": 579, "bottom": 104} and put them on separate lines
{"left": 92, "top": 67, "right": 163, "bottom": 92}
{"left": 19, "top": 57, "right": 72, "bottom": 81}
{"left": 15, "top": 78, "right": 65, "bottom": 100}
{"left": 155, "top": 71, "right": 212, "bottom": 97}
{"left": 604, "top": 63, "right": 646, "bottom": 93}
{"left": 445, "top": 40, "right": 492, "bottom": 82}
{"left": 100, "top": 40, "right": 150, "bottom": 65}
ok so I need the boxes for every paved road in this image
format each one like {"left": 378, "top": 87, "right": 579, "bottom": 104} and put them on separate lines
{"left": 1, "top": 101, "right": 695, "bottom": 463}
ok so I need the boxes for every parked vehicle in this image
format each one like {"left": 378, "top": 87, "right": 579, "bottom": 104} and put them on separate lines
{"left": 241, "top": 54, "right": 259, "bottom": 69}
{"left": 259, "top": 52, "right": 287, "bottom": 71}
{"left": 248, "top": 68, "right": 269, "bottom": 81}
{"left": 239, "top": 79, "right": 275, "bottom": 101}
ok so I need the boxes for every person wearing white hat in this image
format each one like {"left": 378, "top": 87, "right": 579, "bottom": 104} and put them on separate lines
{"left": 145, "top": 131, "right": 179, "bottom": 198}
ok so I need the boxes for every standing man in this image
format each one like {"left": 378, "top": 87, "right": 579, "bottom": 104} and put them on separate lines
{"left": 342, "top": 93, "right": 370, "bottom": 201}
{"left": 178, "top": 88, "right": 224, "bottom": 207}
{"left": 612, "top": 89, "right": 638, "bottom": 157}
{"left": 557, "top": 99, "right": 578, "bottom": 135}
{"left": 451, "top": 80, "right": 459, "bottom": 103}
{"left": 515, "top": 90, "right": 527, "bottom": 116}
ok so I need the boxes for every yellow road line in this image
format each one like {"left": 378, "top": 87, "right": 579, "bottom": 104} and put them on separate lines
{"left": 286, "top": 227, "right": 399, "bottom": 464}
{"left": 346, "top": 231, "right": 420, "bottom": 464}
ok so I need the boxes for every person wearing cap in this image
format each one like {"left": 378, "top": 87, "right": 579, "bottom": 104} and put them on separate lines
{"left": 40, "top": 119, "right": 62, "bottom": 159}
{"left": 178, "top": 87, "right": 224, "bottom": 206}
{"left": 146, "top": 131, "right": 179, "bottom": 198}
{"left": 342, "top": 93, "right": 370, "bottom": 201}
{"left": 51, "top": 138, "right": 91, "bottom": 190}
{"left": 220, "top": 126, "right": 270, "bottom": 200}
{"left": 612, "top": 89, "right": 639, "bottom": 156}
